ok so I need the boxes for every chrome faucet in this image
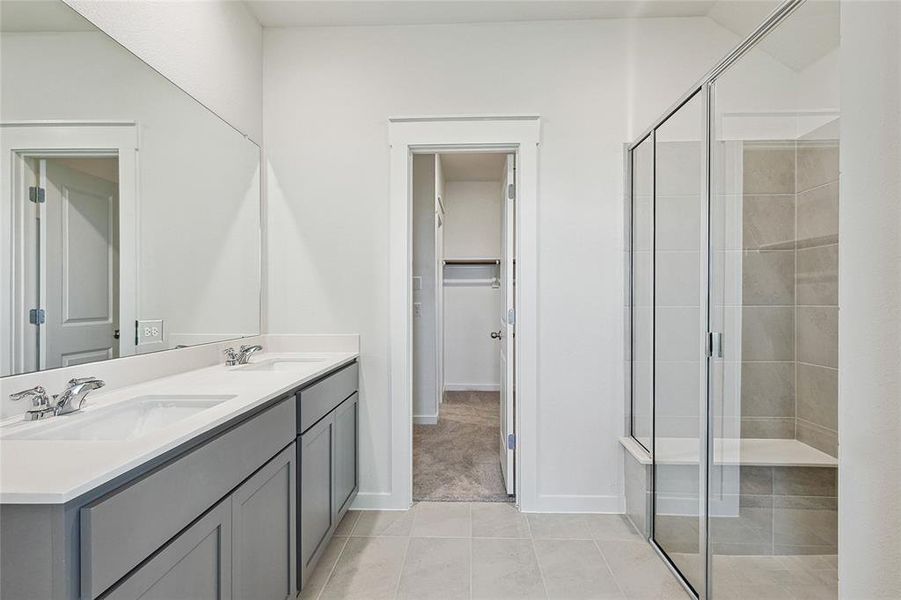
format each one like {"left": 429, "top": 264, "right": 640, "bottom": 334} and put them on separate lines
{"left": 224, "top": 344, "right": 264, "bottom": 366}
{"left": 9, "top": 386, "right": 55, "bottom": 421}
{"left": 53, "top": 377, "right": 105, "bottom": 416}
{"left": 238, "top": 344, "right": 263, "bottom": 364}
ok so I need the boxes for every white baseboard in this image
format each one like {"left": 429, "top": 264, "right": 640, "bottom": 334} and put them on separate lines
{"left": 413, "top": 414, "right": 438, "bottom": 425}
{"left": 444, "top": 383, "right": 500, "bottom": 392}
{"left": 523, "top": 494, "right": 625, "bottom": 514}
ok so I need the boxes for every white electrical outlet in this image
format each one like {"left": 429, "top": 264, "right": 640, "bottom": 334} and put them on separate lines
{"left": 137, "top": 319, "right": 164, "bottom": 345}
{"left": 413, "top": 302, "right": 423, "bottom": 318}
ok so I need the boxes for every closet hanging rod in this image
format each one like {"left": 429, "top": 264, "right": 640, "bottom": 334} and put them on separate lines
{"left": 443, "top": 258, "right": 500, "bottom": 265}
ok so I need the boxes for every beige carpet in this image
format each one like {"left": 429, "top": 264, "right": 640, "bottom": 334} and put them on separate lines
{"left": 413, "top": 391, "right": 512, "bottom": 502}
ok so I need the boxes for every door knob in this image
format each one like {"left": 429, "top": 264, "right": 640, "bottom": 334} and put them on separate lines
{"left": 491, "top": 330, "right": 503, "bottom": 340}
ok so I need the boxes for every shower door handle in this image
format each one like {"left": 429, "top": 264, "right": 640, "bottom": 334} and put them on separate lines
{"left": 707, "top": 332, "right": 723, "bottom": 359}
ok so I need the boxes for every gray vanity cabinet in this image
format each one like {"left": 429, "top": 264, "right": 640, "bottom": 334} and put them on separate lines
{"left": 299, "top": 414, "right": 335, "bottom": 583}
{"left": 231, "top": 444, "right": 296, "bottom": 600}
{"left": 105, "top": 500, "right": 233, "bottom": 600}
{"left": 107, "top": 443, "right": 296, "bottom": 600}
{"left": 334, "top": 392, "right": 359, "bottom": 515}
{"left": 297, "top": 362, "right": 359, "bottom": 590}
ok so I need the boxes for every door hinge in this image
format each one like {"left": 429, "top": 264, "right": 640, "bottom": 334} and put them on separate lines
{"left": 29, "top": 186, "right": 45, "bottom": 203}
{"left": 507, "top": 182, "right": 515, "bottom": 200}
{"left": 29, "top": 308, "right": 46, "bottom": 325}
{"left": 507, "top": 433, "right": 516, "bottom": 450}
{"left": 507, "top": 308, "right": 516, "bottom": 325}
{"left": 707, "top": 332, "right": 723, "bottom": 359}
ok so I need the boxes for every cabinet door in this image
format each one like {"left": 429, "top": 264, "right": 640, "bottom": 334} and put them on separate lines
{"left": 232, "top": 443, "right": 296, "bottom": 600}
{"left": 299, "top": 414, "right": 334, "bottom": 586}
{"left": 333, "top": 393, "right": 359, "bottom": 516}
{"left": 105, "top": 500, "right": 232, "bottom": 600}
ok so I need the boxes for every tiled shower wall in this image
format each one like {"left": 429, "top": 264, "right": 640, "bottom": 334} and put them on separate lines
{"left": 740, "top": 142, "right": 798, "bottom": 440}
{"left": 794, "top": 141, "right": 840, "bottom": 457}
{"left": 740, "top": 140, "right": 839, "bottom": 457}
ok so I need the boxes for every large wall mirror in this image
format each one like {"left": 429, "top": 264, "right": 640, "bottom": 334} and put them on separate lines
{"left": 0, "top": 0, "right": 261, "bottom": 377}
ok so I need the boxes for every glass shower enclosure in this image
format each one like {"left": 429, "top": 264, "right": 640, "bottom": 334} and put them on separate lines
{"left": 626, "top": 1, "right": 840, "bottom": 597}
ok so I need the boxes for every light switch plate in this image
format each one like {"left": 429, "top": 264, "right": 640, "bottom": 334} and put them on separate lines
{"left": 137, "top": 319, "right": 164, "bottom": 345}
{"left": 412, "top": 276, "right": 422, "bottom": 291}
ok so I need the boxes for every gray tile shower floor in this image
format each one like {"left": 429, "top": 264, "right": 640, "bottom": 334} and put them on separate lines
{"left": 413, "top": 392, "right": 510, "bottom": 502}
{"left": 301, "top": 504, "right": 839, "bottom": 600}
{"left": 300, "top": 503, "right": 690, "bottom": 600}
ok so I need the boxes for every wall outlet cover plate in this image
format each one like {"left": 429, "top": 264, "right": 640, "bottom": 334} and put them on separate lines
{"left": 137, "top": 319, "right": 164, "bottom": 345}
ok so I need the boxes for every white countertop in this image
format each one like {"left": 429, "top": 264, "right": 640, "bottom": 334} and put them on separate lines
{"left": 620, "top": 436, "right": 838, "bottom": 468}
{"left": 0, "top": 352, "right": 357, "bottom": 504}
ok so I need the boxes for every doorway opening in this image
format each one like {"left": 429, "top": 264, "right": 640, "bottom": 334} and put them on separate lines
{"left": 412, "top": 151, "right": 516, "bottom": 503}
{"left": 20, "top": 155, "right": 121, "bottom": 372}
{"left": 2, "top": 122, "right": 137, "bottom": 377}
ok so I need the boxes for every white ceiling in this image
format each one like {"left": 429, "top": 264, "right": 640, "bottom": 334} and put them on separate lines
{"left": 244, "top": 0, "right": 838, "bottom": 71}
{"left": 0, "top": 0, "right": 837, "bottom": 74}
{"left": 708, "top": 0, "right": 839, "bottom": 70}
{"left": 440, "top": 152, "right": 507, "bottom": 182}
{"left": 245, "top": 0, "right": 718, "bottom": 28}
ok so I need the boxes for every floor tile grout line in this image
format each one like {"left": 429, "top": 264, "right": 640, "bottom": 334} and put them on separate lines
{"left": 529, "top": 538, "right": 551, "bottom": 599}
{"left": 312, "top": 534, "right": 350, "bottom": 600}
{"left": 523, "top": 513, "right": 550, "bottom": 600}
{"left": 593, "top": 538, "right": 629, "bottom": 600}
{"left": 345, "top": 509, "right": 362, "bottom": 537}
{"left": 392, "top": 536, "right": 413, "bottom": 600}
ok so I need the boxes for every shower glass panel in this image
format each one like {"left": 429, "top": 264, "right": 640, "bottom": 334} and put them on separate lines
{"left": 652, "top": 90, "right": 706, "bottom": 595}
{"left": 630, "top": 136, "right": 654, "bottom": 451}
{"left": 708, "top": 1, "right": 839, "bottom": 596}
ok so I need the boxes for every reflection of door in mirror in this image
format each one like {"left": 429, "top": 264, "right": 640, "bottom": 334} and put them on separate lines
{"left": 25, "top": 157, "right": 120, "bottom": 371}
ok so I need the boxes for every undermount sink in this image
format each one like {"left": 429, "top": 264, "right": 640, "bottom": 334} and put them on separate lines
{"left": 236, "top": 357, "right": 328, "bottom": 372}
{"left": 1, "top": 395, "right": 234, "bottom": 441}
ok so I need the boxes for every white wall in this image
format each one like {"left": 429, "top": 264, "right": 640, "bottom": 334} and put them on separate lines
{"left": 839, "top": 1, "right": 901, "bottom": 597}
{"left": 412, "top": 155, "right": 438, "bottom": 422}
{"left": 444, "top": 285, "right": 500, "bottom": 390}
{"left": 263, "top": 17, "right": 740, "bottom": 510}
{"left": 443, "top": 180, "right": 502, "bottom": 390}
{"left": 443, "top": 181, "right": 502, "bottom": 259}
{"left": 64, "top": 0, "right": 262, "bottom": 143}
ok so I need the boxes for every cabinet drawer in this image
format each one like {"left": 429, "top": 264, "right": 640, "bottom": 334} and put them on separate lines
{"left": 104, "top": 499, "right": 232, "bottom": 600}
{"left": 298, "top": 362, "right": 358, "bottom": 433}
{"left": 80, "top": 397, "right": 295, "bottom": 599}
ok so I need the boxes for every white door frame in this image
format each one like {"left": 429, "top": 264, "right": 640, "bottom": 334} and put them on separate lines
{"left": 1, "top": 122, "right": 138, "bottom": 375}
{"left": 388, "top": 115, "right": 540, "bottom": 511}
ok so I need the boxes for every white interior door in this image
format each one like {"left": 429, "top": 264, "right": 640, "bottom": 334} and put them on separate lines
{"left": 499, "top": 154, "right": 515, "bottom": 495}
{"left": 435, "top": 154, "right": 445, "bottom": 406}
{"left": 43, "top": 159, "right": 119, "bottom": 368}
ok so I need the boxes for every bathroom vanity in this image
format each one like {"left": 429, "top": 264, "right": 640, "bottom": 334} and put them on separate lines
{"left": 0, "top": 350, "right": 359, "bottom": 600}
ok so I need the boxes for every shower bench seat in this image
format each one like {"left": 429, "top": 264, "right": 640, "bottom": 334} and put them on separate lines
{"left": 620, "top": 436, "right": 838, "bottom": 556}
{"left": 619, "top": 436, "right": 837, "bottom": 468}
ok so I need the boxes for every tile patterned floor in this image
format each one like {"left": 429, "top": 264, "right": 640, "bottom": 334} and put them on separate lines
{"left": 300, "top": 502, "right": 691, "bottom": 600}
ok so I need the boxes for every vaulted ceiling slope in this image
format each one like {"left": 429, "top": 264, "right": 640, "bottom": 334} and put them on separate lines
{"left": 245, "top": 0, "right": 718, "bottom": 28}
{"left": 245, "top": 0, "right": 838, "bottom": 71}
